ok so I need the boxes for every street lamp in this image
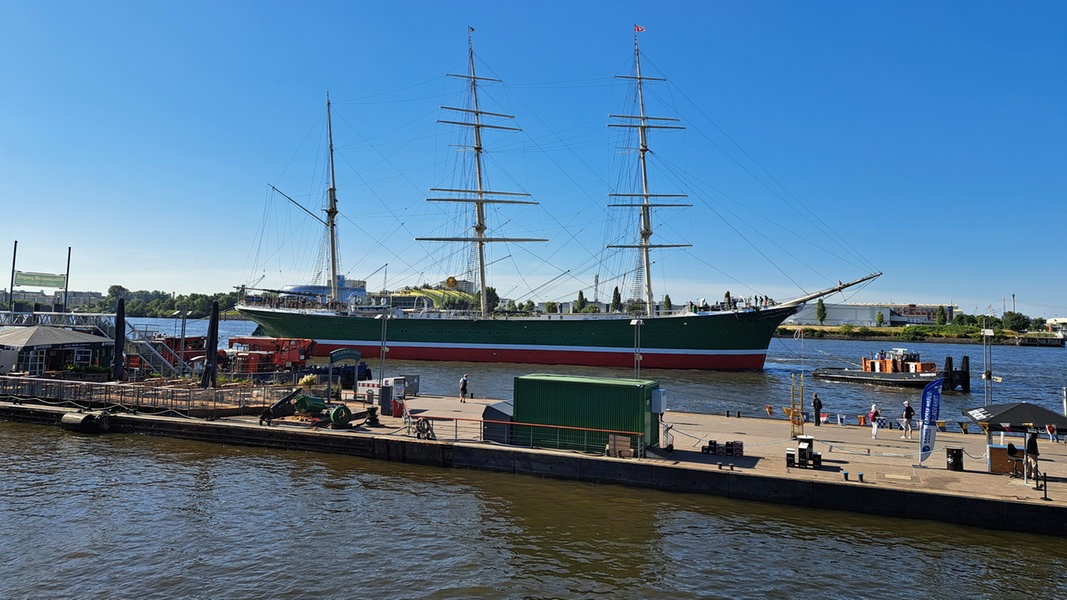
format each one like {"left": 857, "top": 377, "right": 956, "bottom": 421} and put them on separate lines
{"left": 630, "top": 318, "right": 643, "bottom": 378}
{"left": 375, "top": 313, "right": 390, "bottom": 388}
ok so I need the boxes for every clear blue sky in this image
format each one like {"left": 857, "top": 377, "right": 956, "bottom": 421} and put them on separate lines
{"left": 2, "top": 1, "right": 1065, "bottom": 318}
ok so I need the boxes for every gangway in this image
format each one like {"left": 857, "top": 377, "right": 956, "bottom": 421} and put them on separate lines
{"left": 0, "top": 311, "right": 188, "bottom": 378}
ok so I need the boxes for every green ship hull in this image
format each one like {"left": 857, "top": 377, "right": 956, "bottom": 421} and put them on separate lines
{"left": 236, "top": 304, "right": 799, "bottom": 370}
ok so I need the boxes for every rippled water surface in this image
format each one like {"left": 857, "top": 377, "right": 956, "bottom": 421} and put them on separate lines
{"left": 3, "top": 421, "right": 1066, "bottom": 599}
{"left": 3, "top": 320, "right": 1065, "bottom": 598}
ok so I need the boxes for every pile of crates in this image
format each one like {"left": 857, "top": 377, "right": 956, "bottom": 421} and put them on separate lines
{"left": 700, "top": 440, "right": 744, "bottom": 457}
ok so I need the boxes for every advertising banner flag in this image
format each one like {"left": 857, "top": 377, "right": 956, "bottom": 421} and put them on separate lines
{"left": 918, "top": 378, "right": 944, "bottom": 463}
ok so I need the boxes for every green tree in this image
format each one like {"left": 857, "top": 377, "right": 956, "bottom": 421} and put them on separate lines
{"left": 545, "top": 301, "right": 558, "bottom": 314}
{"left": 610, "top": 287, "right": 622, "bottom": 313}
{"left": 105, "top": 285, "right": 131, "bottom": 309}
{"left": 1032, "top": 317, "right": 1047, "bottom": 331}
{"left": 663, "top": 294, "right": 672, "bottom": 312}
{"left": 816, "top": 298, "right": 827, "bottom": 325}
{"left": 936, "top": 305, "right": 947, "bottom": 325}
{"left": 506, "top": 299, "right": 517, "bottom": 311}
{"left": 1001, "top": 311, "right": 1030, "bottom": 332}
{"left": 484, "top": 287, "right": 499, "bottom": 312}
{"left": 875, "top": 311, "right": 885, "bottom": 326}
{"left": 575, "top": 290, "right": 587, "bottom": 312}
{"left": 522, "top": 300, "right": 535, "bottom": 312}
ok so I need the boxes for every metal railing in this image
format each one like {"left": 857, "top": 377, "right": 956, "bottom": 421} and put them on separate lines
{"left": 0, "top": 375, "right": 290, "bottom": 415}
{"left": 2, "top": 374, "right": 646, "bottom": 456}
{"left": 402, "top": 410, "right": 646, "bottom": 456}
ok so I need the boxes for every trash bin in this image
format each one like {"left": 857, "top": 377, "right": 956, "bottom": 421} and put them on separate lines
{"left": 946, "top": 446, "right": 964, "bottom": 471}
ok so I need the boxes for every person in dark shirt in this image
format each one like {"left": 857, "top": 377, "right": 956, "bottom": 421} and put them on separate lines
{"left": 901, "top": 401, "right": 915, "bottom": 439}
{"left": 1026, "top": 431, "right": 1040, "bottom": 479}
{"left": 811, "top": 393, "right": 823, "bottom": 427}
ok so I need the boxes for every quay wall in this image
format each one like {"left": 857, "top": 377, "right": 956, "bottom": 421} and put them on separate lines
{"left": 2, "top": 402, "right": 1064, "bottom": 537}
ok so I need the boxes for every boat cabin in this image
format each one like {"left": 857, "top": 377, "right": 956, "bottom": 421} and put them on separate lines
{"left": 862, "top": 348, "right": 937, "bottom": 374}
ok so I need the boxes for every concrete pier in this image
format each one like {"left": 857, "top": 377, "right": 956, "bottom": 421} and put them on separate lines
{"left": 2, "top": 392, "right": 1065, "bottom": 536}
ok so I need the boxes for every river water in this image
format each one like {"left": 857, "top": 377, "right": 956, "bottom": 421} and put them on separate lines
{"left": 3, "top": 318, "right": 1066, "bottom": 598}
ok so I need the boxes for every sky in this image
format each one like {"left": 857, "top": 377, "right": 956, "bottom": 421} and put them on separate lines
{"left": 2, "top": 1, "right": 1065, "bottom": 318}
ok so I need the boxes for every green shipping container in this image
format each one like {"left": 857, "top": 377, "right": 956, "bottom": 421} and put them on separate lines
{"left": 512, "top": 374, "right": 661, "bottom": 454}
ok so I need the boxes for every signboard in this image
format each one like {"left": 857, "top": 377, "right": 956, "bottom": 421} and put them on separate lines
{"left": 14, "top": 271, "right": 66, "bottom": 288}
{"left": 329, "top": 348, "right": 361, "bottom": 364}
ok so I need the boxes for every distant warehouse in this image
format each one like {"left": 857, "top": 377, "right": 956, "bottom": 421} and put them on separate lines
{"left": 785, "top": 303, "right": 956, "bottom": 327}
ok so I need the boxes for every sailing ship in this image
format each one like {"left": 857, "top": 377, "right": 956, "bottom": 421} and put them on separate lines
{"left": 236, "top": 32, "right": 879, "bottom": 370}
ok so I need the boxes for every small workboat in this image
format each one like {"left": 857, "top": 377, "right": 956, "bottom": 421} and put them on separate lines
{"left": 812, "top": 348, "right": 970, "bottom": 391}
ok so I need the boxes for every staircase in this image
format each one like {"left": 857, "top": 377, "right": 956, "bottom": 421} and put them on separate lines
{"left": 0, "top": 311, "right": 185, "bottom": 378}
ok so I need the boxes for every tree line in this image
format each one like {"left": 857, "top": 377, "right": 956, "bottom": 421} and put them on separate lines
{"left": 91, "top": 285, "right": 241, "bottom": 318}
{"left": 814, "top": 298, "right": 1047, "bottom": 335}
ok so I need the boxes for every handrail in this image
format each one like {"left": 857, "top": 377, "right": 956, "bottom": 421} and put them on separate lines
{"left": 407, "top": 412, "right": 646, "bottom": 455}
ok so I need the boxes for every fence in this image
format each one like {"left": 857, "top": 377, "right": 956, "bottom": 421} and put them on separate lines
{"left": 2, "top": 374, "right": 647, "bottom": 457}
{"left": 404, "top": 412, "right": 646, "bottom": 456}
{"left": 0, "top": 375, "right": 289, "bottom": 415}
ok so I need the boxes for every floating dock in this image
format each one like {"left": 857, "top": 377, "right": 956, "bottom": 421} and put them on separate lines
{"left": 2, "top": 382, "right": 1065, "bottom": 537}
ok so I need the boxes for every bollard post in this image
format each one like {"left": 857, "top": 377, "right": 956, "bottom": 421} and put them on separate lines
{"left": 729, "top": 464, "right": 734, "bottom": 471}
{"left": 1043, "top": 474, "right": 1050, "bottom": 501}
{"left": 858, "top": 473, "right": 864, "bottom": 483}
{"left": 717, "top": 462, "right": 723, "bottom": 470}
{"left": 843, "top": 471, "right": 849, "bottom": 481}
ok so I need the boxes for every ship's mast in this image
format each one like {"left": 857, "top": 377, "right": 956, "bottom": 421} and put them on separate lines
{"left": 417, "top": 29, "right": 546, "bottom": 316}
{"left": 326, "top": 93, "right": 340, "bottom": 304}
{"left": 608, "top": 33, "right": 691, "bottom": 317}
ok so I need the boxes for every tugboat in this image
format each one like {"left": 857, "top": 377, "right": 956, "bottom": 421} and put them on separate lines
{"left": 812, "top": 348, "right": 970, "bottom": 391}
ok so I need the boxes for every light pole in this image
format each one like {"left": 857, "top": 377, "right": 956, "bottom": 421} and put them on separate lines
{"left": 375, "top": 313, "right": 390, "bottom": 388}
{"left": 630, "top": 318, "right": 643, "bottom": 378}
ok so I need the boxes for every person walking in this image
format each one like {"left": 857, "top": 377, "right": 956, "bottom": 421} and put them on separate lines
{"left": 869, "top": 404, "right": 880, "bottom": 439}
{"left": 1026, "top": 430, "right": 1040, "bottom": 479}
{"left": 811, "top": 393, "right": 823, "bottom": 427}
{"left": 901, "top": 401, "right": 915, "bottom": 439}
{"left": 459, "top": 374, "right": 469, "bottom": 403}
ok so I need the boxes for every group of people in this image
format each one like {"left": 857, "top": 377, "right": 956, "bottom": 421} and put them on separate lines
{"left": 810, "top": 393, "right": 917, "bottom": 440}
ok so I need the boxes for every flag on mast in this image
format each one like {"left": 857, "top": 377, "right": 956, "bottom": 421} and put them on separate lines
{"left": 634, "top": 24, "right": 646, "bottom": 32}
{"left": 918, "top": 378, "right": 944, "bottom": 463}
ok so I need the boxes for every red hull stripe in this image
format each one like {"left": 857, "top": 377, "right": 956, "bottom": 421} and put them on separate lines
{"left": 311, "top": 339, "right": 767, "bottom": 370}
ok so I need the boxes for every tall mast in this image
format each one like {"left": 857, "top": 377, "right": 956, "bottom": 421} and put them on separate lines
{"left": 326, "top": 93, "right": 340, "bottom": 304}
{"left": 417, "top": 29, "right": 546, "bottom": 316}
{"left": 608, "top": 32, "right": 691, "bottom": 317}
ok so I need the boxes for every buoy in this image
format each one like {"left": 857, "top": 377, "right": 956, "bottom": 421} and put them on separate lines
{"left": 59, "top": 412, "right": 110, "bottom": 434}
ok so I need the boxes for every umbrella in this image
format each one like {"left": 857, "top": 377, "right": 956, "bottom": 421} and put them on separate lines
{"left": 112, "top": 298, "right": 126, "bottom": 381}
{"left": 199, "top": 300, "right": 219, "bottom": 389}
{"left": 962, "top": 402, "right": 1067, "bottom": 433}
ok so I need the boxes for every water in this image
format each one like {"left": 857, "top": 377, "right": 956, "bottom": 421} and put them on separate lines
{"left": 4, "top": 320, "right": 1065, "bottom": 598}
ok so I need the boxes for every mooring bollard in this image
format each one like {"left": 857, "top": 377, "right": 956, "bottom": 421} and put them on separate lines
{"left": 729, "top": 464, "right": 734, "bottom": 471}
{"left": 843, "top": 471, "right": 849, "bottom": 481}
{"left": 858, "top": 473, "right": 864, "bottom": 483}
